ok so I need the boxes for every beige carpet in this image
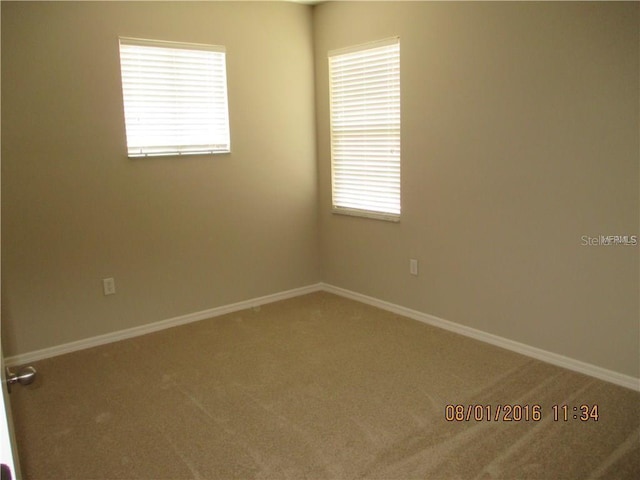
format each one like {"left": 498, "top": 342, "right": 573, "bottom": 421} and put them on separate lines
{"left": 9, "top": 292, "right": 640, "bottom": 479}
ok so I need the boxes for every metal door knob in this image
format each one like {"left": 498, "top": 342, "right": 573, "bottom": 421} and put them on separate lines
{"left": 5, "top": 366, "right": 37, "bottom": 392}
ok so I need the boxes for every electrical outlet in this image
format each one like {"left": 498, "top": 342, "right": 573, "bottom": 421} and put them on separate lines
{"left": 103, "top": 277, "right": 116, "bottom": 295}
{"left": 410, "top": 259, "right": 419, "bottom": 276}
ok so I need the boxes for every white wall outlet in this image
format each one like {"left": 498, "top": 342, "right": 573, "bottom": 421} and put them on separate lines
{"left": 103, "top": 277, "right": 116, "bottom": 296}
{"left": 410, "top": 259, "right": 419, "bottom": 276}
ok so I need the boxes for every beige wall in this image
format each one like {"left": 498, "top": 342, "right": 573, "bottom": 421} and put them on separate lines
{"left": 314, "top": 2, "right": 639, "bottom": 377}
{"left": 2, "top": 1, "right": 638, "bottom": 380}
{"left": 1, "top": 1, "right": 319, "bottom": 355}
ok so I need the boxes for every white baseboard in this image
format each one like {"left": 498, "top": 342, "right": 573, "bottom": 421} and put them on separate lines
{"left": 4, "top": 283, "right": 323, "bottom": 367}
{"left": 6, "top": 281, "right": 639, "bottom": 392}
{"left": 320, "top": 283, "right": 640, "bottom": 392}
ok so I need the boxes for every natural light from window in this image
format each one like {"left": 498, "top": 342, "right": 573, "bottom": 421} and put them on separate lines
{"left": 328, "top": 38, "right": 401, "bottom": 221}
{"left": 119, "top": 37, "right": 230, "bottom": 157}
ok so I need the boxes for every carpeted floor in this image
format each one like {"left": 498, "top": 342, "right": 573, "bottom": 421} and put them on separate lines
{"left": 9, "top": 292, "right": 640, "bottom": 479}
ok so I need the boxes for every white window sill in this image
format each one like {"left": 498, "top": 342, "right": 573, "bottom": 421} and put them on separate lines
{"left": 332, "top": 207, "right": 400, "bottom": 223}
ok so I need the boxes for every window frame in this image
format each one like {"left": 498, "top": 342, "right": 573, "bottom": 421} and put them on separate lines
{"left": 328, "top": 37, "right": 401, "bottom": 222}
{"left": 118, "top": 37, "right": 231, "bottom": 158}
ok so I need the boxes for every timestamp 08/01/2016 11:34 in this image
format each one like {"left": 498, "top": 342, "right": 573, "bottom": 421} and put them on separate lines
{"left": 444, "top": 404, "right": 600, "bottom": 423}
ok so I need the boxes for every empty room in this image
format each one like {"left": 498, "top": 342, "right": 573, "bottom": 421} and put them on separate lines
{"left": 1, "top": 1, "right": 638, "bottom": 479}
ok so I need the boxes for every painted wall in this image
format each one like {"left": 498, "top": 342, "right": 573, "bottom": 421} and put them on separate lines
{"left": 1, "top": 1, "right": 319, "bottom": 355}
{"left": 314, "top": 2, "right": 639, "bottom": 377}
{"left": 2, "top": 1, "right": 638, "bottom": 381}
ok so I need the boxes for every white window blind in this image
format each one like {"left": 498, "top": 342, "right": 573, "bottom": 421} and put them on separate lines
{"left": 119, "top": 37, "right": 230, "bottom": 157}
{"left": 329, "top": 38, "right": 400, "bottom": 220}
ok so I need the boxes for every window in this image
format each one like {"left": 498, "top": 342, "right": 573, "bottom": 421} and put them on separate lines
{"left": 118, "top": 37, "right": 230, "bottom": 157}
{"left": 328, "top": 38, "right": 401, "bottom": 221}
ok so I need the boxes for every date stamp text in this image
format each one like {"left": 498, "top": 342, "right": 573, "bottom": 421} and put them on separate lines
{"left": 444, "top": 404, "right": 599, "bottom": 422}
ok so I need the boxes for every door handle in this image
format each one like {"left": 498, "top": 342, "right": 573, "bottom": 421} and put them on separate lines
{"left": 5, "top": 366, "right": 36, "bottom": 393}
{"left": 1, "top": 463, "right": 13, "bottom": 480}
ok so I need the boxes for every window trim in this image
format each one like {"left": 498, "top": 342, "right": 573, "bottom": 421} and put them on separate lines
{"left": 328, "top": 37, "right": 401, "bottom": 222}
{"left": 118, "top": 36, "right": 231, "bottom": 158}
{"left": 331, "top": 206, "right": 401, "bottom": 223}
